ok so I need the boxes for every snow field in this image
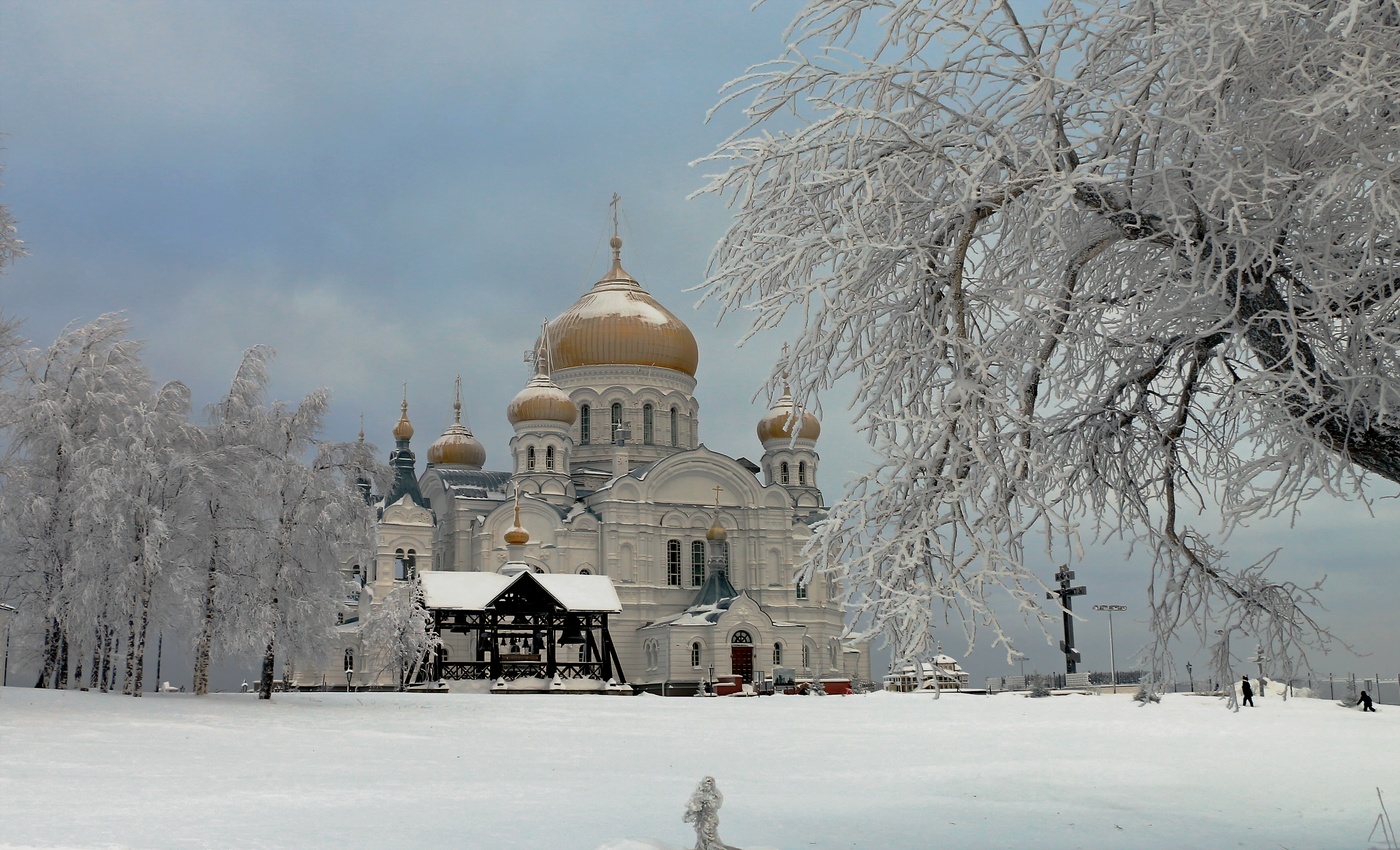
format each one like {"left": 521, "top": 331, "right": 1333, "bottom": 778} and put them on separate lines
{"left": 0, "top": 687, "right": 1393, "bottom": 849}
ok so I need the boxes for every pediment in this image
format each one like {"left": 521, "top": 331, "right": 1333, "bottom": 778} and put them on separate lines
{"left": 382, "top": 497, "right": 433, "bottom": 526}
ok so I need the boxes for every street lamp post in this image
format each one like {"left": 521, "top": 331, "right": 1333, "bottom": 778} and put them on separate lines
{"left": 1186, "top": 661, "right": 1194, "bottom": 693}
{"left": 1093, "top": 605, "right": 1127, "bottom": 693}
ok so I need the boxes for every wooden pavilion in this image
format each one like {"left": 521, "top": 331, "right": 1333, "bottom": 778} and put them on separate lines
{"left": 419, "top": 569, "right": 627, "bottom": 688}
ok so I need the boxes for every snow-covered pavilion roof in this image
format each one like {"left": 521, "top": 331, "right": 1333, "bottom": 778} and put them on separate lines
{"left": 419, "top": 570, "right": 622, "bottom": 613}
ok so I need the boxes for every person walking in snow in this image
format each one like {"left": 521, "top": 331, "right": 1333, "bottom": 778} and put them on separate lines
{"left": 1241, "top": 675, "right": 1254, "bottom": 707}
{"left": 1358, "top": 690, "right": 1376, "bottom": 712}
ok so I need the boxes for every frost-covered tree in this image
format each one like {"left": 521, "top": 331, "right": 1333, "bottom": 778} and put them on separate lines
{"left": 0, "top": 316, "right": 148, "bottom": 688}
{"left": 245, "top": 385, "right": 377, "bottom": 700}
{"left": 83, "top": 377, "right": 198, "bottom": 696}
{"left": 183, "top": 346, "right": 277, "bottom": 697}
{"left": 360, "top": 582, "right": 439, "bottom": 690}
{"left": 700, "top": 0, "right": 1400, "bottom": 685}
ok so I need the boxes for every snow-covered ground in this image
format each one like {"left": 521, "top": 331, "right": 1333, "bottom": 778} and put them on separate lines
{"left": 0, "top": 686, "right": 1394, "bottom": 849}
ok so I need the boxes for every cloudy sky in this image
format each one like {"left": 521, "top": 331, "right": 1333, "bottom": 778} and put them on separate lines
{"left": 1, "top": 1, "right": 1394, "bottom": 686}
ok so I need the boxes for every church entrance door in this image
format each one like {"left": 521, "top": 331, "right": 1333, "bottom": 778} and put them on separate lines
{"left": 730, "top": 646, "right": 753, "bottom": 683}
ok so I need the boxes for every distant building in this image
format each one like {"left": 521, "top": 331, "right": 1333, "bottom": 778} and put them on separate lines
{"left": 317, "top": 232, "right": 868, "bottom": 693}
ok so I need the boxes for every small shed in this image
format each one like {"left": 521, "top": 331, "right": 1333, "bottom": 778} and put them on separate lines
{"left": 419, "top": 570, "right": 627, "bottom": 686}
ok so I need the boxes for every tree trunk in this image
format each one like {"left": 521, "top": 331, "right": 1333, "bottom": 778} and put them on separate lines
{"left": 258, "top": 637, "right": 275, "bottom": 701}
{"left": 106, "top": 629, "right": 120, "bottom": 693}
{"left": 35, "top": 617, "right": 58, "bottom": 688}
{"left": 55, "top": 633, "right": 70, "bottom": 690}
{"left": 122, "top": 611, "right": 137, "bottom": 696}
{"left": 88, "top": 628, "right": 100, "bottom": 690}
{"left": 131, "top": 574, "right": 153, "bottom": 697}
{"left": 193, "top": 528, "right": 219, "bottom": 696}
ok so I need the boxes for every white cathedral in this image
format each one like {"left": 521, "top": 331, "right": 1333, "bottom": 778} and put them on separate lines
{"left": 331, "top": 233, "right": 869, "bottom": 694}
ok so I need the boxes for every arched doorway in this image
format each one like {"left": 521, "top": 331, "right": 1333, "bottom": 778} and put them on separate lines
{"left": 730, "top": 630, "right": 754, "bottom": 684}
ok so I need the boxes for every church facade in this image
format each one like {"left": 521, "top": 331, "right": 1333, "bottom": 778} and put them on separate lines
{"left": 345, "top": 234, "right": 869, "bottom": 693}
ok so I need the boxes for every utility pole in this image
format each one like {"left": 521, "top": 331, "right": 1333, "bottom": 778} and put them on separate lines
{"left": 1093, "top": 604, "right": 1127, "bottom": 692}
{"left": 1250, "top": 644, "right": 1269, "bottom": 699}
{"left": 1047, "top": 566, "right": 1087, "bottom": 674}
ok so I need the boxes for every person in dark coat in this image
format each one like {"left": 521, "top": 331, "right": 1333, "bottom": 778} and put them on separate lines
{"left": 1241, "top": 675, "right": 1254, "bottom": 707}
{"left": 1358, "top": 690, "right": 1376, "bottom": 712}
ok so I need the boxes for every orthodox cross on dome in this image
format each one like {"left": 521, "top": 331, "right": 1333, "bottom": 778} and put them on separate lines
{"left": 712, "top": 484, "right": 723, "bottom": 506}
{"left": 611, "top": 192, "right": 621, "bottom": 239}
{"left": 453, "top": 375, "right": 463, "bottom": 424}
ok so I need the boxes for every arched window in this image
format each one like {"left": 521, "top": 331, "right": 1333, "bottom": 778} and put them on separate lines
{"left": 667, "top": 539, "right": 682, "bottom": 586}
{"left": 405, "top": 549, "right": 417, "bottom": 581}
{"left": 394, "top": 548, "right": 406, "bottom": 581}
{"left": 773, "top": 642, "right": 783, "bottom": 666}
{"left": 611, "top": 402, "right": 623, "bottom": 441}
{"left": 780, "top": 462, "right": 790, "bottom": 485}
{"left": 578, "top": 568, "right": 591, "bottom": 575}
{"left": 670, "top": 406, "right": 679, "bottom": 446}
{"left": 642, "top": 404, "right": 654, "bottom": 445}
{"left": 545, "top": 446, "right": 555, "bottom": 471}
{"left": 527, "top": 446, "right": 536, "bottom": 471}
{"left": 691, "top": 641, "right": 702, "bottom": 669}
{"left": 802, "top": 643, "right": 811, "bottom": 670}
{"left": 690, "top": 541, "right": 706, "bottom": 587}
{"left": 731, "top": 630, "right": 752, "bottom": 645}
{"left": 829, "top": 639, "right": 840, "bottom": 670}
{"left": 798, "top": 461, "right": 807, "bottom": 485}
{"left": 352, "top": 564, "right": 362, "bottom": 586}
{"left": 796, "top": 580, "right": 808, "bottom": 600}
{"left": 580, "top": 404, "right": 591, "bottom": 444}
{"left": 344, "top": 648, "right": 354, "bottom": 672}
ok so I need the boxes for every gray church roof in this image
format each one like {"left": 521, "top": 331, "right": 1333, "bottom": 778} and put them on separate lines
{"left": 431, "top": 468, "right": 513, "bottom": 500}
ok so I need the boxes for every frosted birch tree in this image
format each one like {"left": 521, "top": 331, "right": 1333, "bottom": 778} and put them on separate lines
{"left": 0, "top": 315, "right": 148, "bottom": 687}
{"left": 84, "top": 378, "right": 199, "bottom": 696}
{"left": 700, "top": 0, "right": 1400, "bottom": 686}
{"left": 246, "top": 386, "right": 378, "bottom": 700}
{"left": 359, "top": 581, "right": 439, "bottom": 690}
{"left": 184, "top": 346, "right": 276, "bottom": 696}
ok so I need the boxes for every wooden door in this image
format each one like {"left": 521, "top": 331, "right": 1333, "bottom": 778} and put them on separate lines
{"left": 731, "top": 645, "right": 753, "bottom": 683}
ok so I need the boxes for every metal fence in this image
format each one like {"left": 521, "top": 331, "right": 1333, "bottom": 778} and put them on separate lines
{"left": 985, "top": 672, "right": 1400, "bottom": 705}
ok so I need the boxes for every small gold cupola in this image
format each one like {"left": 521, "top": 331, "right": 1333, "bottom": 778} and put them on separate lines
{"left": 504, "top": 494, "right": 530, "bottom": 546}
{"left": 428, "top": 377, "right": 487, "bottom": 469}
{"left": 706, "top": 515, "right": 728, "bottom": 542}
{"left": 392, "top": 392, "right": 414, "bottom": 441}
{"left": 757, "top": 349, "right": 821, "bottom": 444}
{"left": 507, "top": 323, "right": 577, "bottom": 426}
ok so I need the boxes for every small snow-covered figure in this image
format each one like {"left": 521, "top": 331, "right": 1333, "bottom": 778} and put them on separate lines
{"left": 1358, "top": 690, "right": 1376, "bottom": 712}
{"left": 683, "top": 776, "right": 729, "bottom": 850}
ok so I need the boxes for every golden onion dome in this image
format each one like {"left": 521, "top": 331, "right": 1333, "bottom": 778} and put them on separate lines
{"left": 504, "top": 497, "right": 530, "bottom": 546}
{"left": 507, "top": 371, "right": 576, "bottom": 426}
{"left": 547, "top": 235, "right": 699, "bottom": 377}
{"left": 757, "top": 385, "right": 821, "bottom": 443}
{"left": 428, "top": 386, "right": 486, "bottom": 468}
{"left": 706, "top": 515, "right": 728, "bottom": 542}
{"left": 392, "top": 397, "right": 414, "bottom": 441}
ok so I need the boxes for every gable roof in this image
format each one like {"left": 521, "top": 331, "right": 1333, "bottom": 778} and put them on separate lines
{"left": 418, "top": 570, "right": 622, "bottom": 613}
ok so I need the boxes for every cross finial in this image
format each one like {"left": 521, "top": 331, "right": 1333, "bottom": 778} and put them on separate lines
{"left": 712, "top": 484, "right": 723, "bottom": 506}
{"left": 453, "top": 376, "right": 463, "bottom": 423}
{"left": 358, "top": 413, "right": 365, "bottom": 442}
{"left": 610, "top": 193, "right": 621, "bottom": 238}
{"left": 538, "top": 318, "right": 552, "bottom": 375}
